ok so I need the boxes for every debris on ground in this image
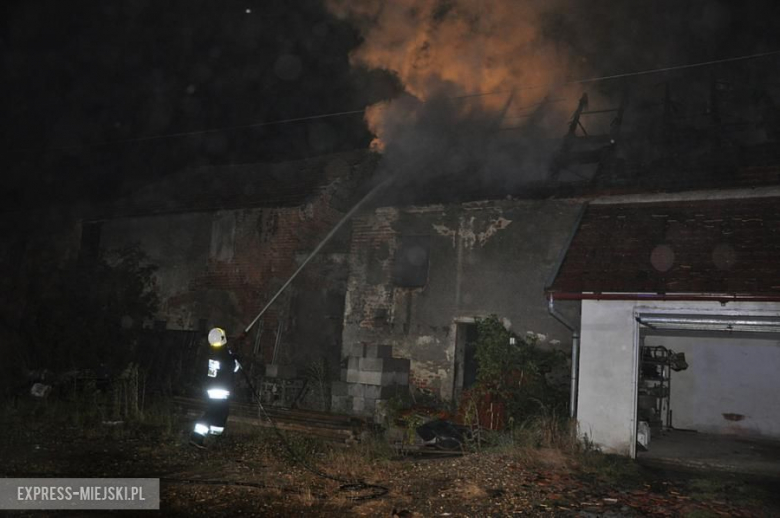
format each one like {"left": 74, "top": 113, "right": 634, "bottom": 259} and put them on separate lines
{"left": 1, "top": 409, "right": 777, "bottom": 517}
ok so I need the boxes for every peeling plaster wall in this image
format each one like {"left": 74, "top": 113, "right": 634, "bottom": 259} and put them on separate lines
{"left": 342, "top": 199, "right": 583, "bottom": 401}
{"left": 99, "top": 189, "right": 351, "bottom": 373}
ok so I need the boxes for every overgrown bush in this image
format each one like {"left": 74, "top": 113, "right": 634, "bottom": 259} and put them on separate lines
{"left": 470, "top": 315, "right": 568, "bottom": 425}
{"left": 16, "top": 244, "right": 159, "bottom": 374}
{"left": 302, "top": 357, "right": 331, "bottom": 411}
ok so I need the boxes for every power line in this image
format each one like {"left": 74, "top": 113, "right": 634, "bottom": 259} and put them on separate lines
{"left": 573, "top": 49, "right": 780, "bottom": 85}
{"left": 453, "top": 49, "right": 780, "bottom": 98}
{"left": 8, "top": 99, "right": 565, "bottom": 153}
{"left": 13, "top": 108, "right": 368, "bottom": 153}
{"left": 8, "top": 49, "right": 780, "bottom": 154}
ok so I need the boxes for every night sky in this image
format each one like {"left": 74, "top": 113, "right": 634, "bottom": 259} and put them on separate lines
{"left": 3, "top": 1, "right": 780, "bottom": 211}
{"left": 1, "top": 0, "right": 399, "bottom": 210}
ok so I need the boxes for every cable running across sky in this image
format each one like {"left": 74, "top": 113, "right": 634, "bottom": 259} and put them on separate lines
{"left": 11, "top": 49, "right": 780, "bottom": 153}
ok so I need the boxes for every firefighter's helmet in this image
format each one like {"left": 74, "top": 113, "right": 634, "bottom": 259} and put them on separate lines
{"left": 208, "top": 327, "right": 227, "bottom": 347}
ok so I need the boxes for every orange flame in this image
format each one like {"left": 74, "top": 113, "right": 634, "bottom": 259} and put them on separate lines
{"left": 327, "top": 0, "right": 582, "bottom": 149}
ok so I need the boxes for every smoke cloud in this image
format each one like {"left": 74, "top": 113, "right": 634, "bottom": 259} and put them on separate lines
{"left": 327, "top": 0, "right": 580, "bottom": 190}
{"left": 327, "top": 0, "right": 780, "bottom": 198}
{"left": 327, "top": 1, "right": 575, "bottom": 102}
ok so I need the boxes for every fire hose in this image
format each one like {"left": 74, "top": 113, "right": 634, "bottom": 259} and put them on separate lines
{"left": 184, "top": 177, "right": 395, "bottom": 501}
{"left": 226, "top": 352, "right": 389, "bottom": 501}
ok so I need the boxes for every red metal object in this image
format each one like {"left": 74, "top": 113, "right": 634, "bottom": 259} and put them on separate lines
{"left": 457, "top": 389, "right": 507, "bottom": 431}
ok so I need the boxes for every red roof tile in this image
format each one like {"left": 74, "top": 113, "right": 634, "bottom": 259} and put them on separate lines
{"left": 548, "top": 196, "right": 780, "bottom": 296}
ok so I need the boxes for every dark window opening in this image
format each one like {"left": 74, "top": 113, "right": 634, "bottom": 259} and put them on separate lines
{"left": 392, "top": 235, "right": 430, "bottom": 287}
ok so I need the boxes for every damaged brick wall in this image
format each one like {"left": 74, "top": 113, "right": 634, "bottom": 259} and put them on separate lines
{"left": 96, "top": 153, "right": 376, "bottom": 378}
{"left": 100, "top": 194, "right": 347, "bottom": 368}
{"left": 342, "top": 199, "right": 583, "bottom": 401}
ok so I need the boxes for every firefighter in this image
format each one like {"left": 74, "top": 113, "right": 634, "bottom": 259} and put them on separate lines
{"left": 189, "top": 327, "right": 241, "bottom": 448}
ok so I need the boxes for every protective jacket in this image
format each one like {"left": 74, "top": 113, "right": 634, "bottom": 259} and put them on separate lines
{"left": 205, "top": 344, "right": 238, "bottom": 399}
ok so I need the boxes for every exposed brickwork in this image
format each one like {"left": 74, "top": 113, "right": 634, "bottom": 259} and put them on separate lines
{"left": 344, "top": 207, "right": 400, "bottom": 330}
{"left": 172, "top": 189, "right": 349, "bottom": 362}
{"left": 97, "top": 152, "right": 376, "bottom": 378}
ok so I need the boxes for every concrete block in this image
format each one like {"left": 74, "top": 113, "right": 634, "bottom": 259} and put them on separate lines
{"left": 340, "top": 368, "right": 347, "bottom": 381}
{"left": 390, "top": 383, "right": 408, "bottom": 397}
{"left": 347, "top": 356, "right": 361, "bottom": 372}
{"left": 346, "top": 343, "right": 366, "bottom": 358}
{"left": 393, "top": 358, "right": 412, "bottom": 373}
{"left": 364, "top": 344, "right": 393, "bottom": 359}
{"left": 365, "top": 371, "right": 390, "bottom": 386}
{"left": 358, "top": 357, "right": 384, "bottom": 372}
{"left": 331, "top": 395, "right": 353, "bottom": 414}
{"left": 265, "top": 364, "right": 297, "bottom": 378}
{"left": 346, "top": 370, "right": 409, "bottom": 386}
{"left": 346, "top": 370, "right": 396, "bottom": 386}
{"left": 349, "top": 397, "right": 376, "bottom": 415}
{"left": 363, "top": 384, "right": 407, "bottom": 400}
{"left": 359, "top": 357, "right": 410, "bottom": 373}
{"left": 347, "top": 383, "right": 366, "bottom": 398}
{"left": 354, "top": 371, "right": 409, "bottom": 390}
{"left": 362, "top": 384, "right": 382, "bottom": 399}
{"left": 374, "top": 399, "right": 390, "bottom": 425}
{"left": 345, "top": 369, "right": 368, "bottom": 384}
{"left": 331, "top": 381, "right": 348, "bottom": 397}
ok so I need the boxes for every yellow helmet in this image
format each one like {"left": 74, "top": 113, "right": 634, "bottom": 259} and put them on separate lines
{"left": 208, "top": 327, "right": 227, "bottom": 347}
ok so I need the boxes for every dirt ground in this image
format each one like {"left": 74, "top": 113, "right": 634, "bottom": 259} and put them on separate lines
{"left": 2, "top": 409, "right": 779, "bottom": 517}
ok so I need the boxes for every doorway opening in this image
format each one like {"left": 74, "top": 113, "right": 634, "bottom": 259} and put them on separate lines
{"left": 453, "top": 321, "right": 479, "bottom": 401}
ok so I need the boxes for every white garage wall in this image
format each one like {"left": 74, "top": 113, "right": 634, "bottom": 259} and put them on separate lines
{"left": 578, "top": 300, "right": 638, "bottom": 455}
{"left": 578, "top": 299, "right": 780, "bottom": 456}
{"left": 647, "top": 335, "right": 780, "bottom": 438}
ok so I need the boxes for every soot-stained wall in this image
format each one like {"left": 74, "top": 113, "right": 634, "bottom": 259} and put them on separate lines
{"left": 98, "top": 188, "right": 351, "bottom": 373}
{"left": 342, "top": 199, "right": 583, "bottom": 401}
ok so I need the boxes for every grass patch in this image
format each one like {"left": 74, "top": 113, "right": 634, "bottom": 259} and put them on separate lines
{"left": 688, "top": 477, "right": 729, "bottom": 500}
{"left": 686, "top": 475, "right": 769, "bottom": 507}
{"left": 505, "top": 413, "right": 580, "bottom": 451}
{"left": 2, "top": 394, "right": 183, "bottom": 442}
{"left": 682, "top": 510, "right": 720, "bottom": 518}
{"left": 321, "top": 434, "right": 394, "bottom": 481}
{"left": 281, "top": 431, "right": 328, "bottom": 463}
{"left": 473, "top": 413, "right": 580, "bottom": 454}
{"left": 576, "top": 451, "right": 645, "bottom": 489}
